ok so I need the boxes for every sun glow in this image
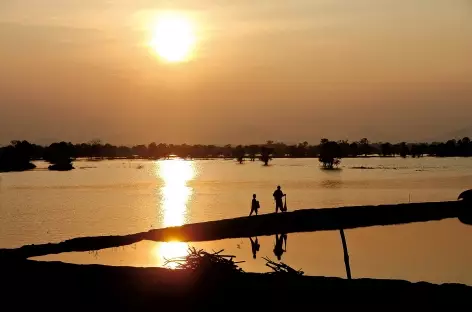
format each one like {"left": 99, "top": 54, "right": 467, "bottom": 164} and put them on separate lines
{"left": 154, "top": 159, "right": 196, "bottom": 268}
{"left": 149, "top": 12, "right": 196, "bottom": 62}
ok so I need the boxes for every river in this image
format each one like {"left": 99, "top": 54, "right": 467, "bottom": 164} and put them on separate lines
{"left": 1, "top": 157, "right": 471, "bottom": 284}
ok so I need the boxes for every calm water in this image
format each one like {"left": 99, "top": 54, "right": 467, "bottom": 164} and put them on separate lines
{"left": 1, "top": 157, "right": 472, "bottom": 284}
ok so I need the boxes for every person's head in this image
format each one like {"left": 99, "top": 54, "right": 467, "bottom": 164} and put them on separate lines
{"left": 277, "top": 185, "right": 281, "bottom": 190}
{"left": 253, "top": 194, "right": 256, "bottom": 199}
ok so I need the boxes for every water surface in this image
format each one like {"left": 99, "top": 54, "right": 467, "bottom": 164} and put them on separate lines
{"left": 1, "top": 157, "right": 472, "bottom": 284}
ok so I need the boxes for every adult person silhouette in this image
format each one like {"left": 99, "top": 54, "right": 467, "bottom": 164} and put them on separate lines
{"left": 249, "top": 194, "right": 260, "bottom": 216}
{"left": 273, "top": 185, "right": 286, "bottom": 213}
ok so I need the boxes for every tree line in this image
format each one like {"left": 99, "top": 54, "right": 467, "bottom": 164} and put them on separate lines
{"left": 1, "top": 137, "right": 471, "bottom": 172}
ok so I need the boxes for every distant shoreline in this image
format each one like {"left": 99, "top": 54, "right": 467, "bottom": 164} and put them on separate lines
{"left": 2, "top": 139, "right": 471, "bottom": 172}
{"left": 26, "top": 154, "right": 472, "bottom": 162}
{"left": 1, "top": 137, "right": 471, "bottom": 162}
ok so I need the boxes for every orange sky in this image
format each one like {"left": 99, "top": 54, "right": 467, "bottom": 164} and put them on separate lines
{"left": 0, "top": 0, "right": 471, "bottom": 145}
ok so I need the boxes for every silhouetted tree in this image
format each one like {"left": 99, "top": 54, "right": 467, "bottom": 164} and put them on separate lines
{"left": 260, "top": 146, "right": 272, "bottom": 166}
{"left": 89, "top": 139, "right": 103, "bottom": 159}
{"left": 246, "top": 145, "right": 258, "bottom": 161}
{"left": 319, "top": 139, "right": 341, "bottom": 169}
{"left": 380, "top": 143, "right": 393, "bottom": 157}
{"left": 44, "top": 142, "right": 75, "bottom": 171}
{"left": 458, "top": 137, "right": 471, "bottom": 157}
{"left": 0, "top": 140, "right": 36, "bottom": 172}
{"left": 148, "top": 142, "right": 158, "bottom": 159}
{"left": 336, "top": 140, "right": 348, "bottom": 158}
{"left": 359, "top": 138, "right": 371, "bottom": 156}
{"left": 410, "top": 143, "right": 428, "bottom": 158}
{"left": 102, "top": 143, "right": 117, "bottom": 159}
{"left": 398, "top": 142, "right": 409, "bottom": 158}
{"left": 271, "top": 142, "right": 288, "bottom": 157}
{"left": 349, "top": 142, "right": 359, "bottom": 157}
{"left": 117, "top": 145, "right": 132, "bottom": 158}
{"left": 233, "top": 145, "right": 245, "bottom": 164}
{"left": 307, "top": 144, "right": 320, "bottom": 158}
{"left": 222, "top": 144, "right": 232, "bottom": 159}
{"left": 287, "top": 145, "right": 298, "bottom": 158}
{"left": 132, "top": 145, "right": 148, "bottom": 158}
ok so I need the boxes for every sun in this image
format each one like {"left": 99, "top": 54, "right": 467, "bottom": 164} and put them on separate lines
{"left": 149, "top": 13, "right": 196, "bottom": 63}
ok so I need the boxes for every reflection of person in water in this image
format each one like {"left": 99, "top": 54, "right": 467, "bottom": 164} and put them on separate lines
{"left": 249, "top": 237, "right": 260, "bottom": 259}
{"left": 273, "top": 233, "right": 287, "bottom": 260}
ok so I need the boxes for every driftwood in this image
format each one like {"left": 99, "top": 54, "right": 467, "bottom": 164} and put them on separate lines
{"left": 263, "top": 257, "right": 304, "bottom": 276}
{"left": 164, "top": 247, "right": 244, "bottom": 273}
{"left": 1, "top": 191, "right": 470, "bottom": 260}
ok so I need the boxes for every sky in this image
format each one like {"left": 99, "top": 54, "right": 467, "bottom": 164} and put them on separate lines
{"left": 0, "top": 0, "right": 471, "bottom": 145}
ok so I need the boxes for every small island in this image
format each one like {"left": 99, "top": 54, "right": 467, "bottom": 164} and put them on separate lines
{"left": 44, "top": 142, "right": 75, "bottom": 171}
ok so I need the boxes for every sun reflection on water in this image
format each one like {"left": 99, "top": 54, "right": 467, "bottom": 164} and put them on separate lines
{"left": 154, "top": 159, "right": 196, "bottom": 268}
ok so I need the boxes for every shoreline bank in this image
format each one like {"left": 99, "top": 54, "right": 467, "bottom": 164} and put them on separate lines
{"left": 2, "top": 259, "right": 471, "bottom": 311}
{"left": 1, "top": 200, "right": 467, "bottom": 260}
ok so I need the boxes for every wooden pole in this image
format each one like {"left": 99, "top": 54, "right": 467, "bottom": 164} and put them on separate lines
{"left": 339, "top": 229, "right": 351, "bottom": 280}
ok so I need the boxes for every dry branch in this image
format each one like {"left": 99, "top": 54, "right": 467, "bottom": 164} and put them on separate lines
{"left": 164, "top": 247, "right": 245, "bottom": 273}
{"left": 263, "top": 257, "right": 304, "bottom": 276}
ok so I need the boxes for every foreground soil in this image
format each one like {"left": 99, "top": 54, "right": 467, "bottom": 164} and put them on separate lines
{"left": 1, "top": 200, "right": 467, "bottom": 260}
{"left": 2, "top": 259, "right": 471, "bottom": 311}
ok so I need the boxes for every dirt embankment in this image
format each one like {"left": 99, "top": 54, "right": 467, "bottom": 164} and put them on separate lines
{"left": 2, "top": 260, "right": 471, "bottom": 311}
{"left": 1, "top": 201, "right": 467, "bottom": 260}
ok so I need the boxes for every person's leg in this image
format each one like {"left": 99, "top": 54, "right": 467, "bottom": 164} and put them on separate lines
{"left": 249, "top": 208, "right": 254, "bottom": 216}
{"left": 276, "top": 201, "right": 281, "bottom": 213}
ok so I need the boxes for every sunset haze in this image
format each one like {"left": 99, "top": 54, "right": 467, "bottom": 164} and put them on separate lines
{"left": 1, "top": 0, "right": 471, "bottom": 145}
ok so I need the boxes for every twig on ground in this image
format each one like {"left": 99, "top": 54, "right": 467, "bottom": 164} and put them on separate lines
{"left": 263, "top": 257, "right": 304, "bottom": 276}
{"left": 164, "top": 247, "right": 245, "bottom": 273}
